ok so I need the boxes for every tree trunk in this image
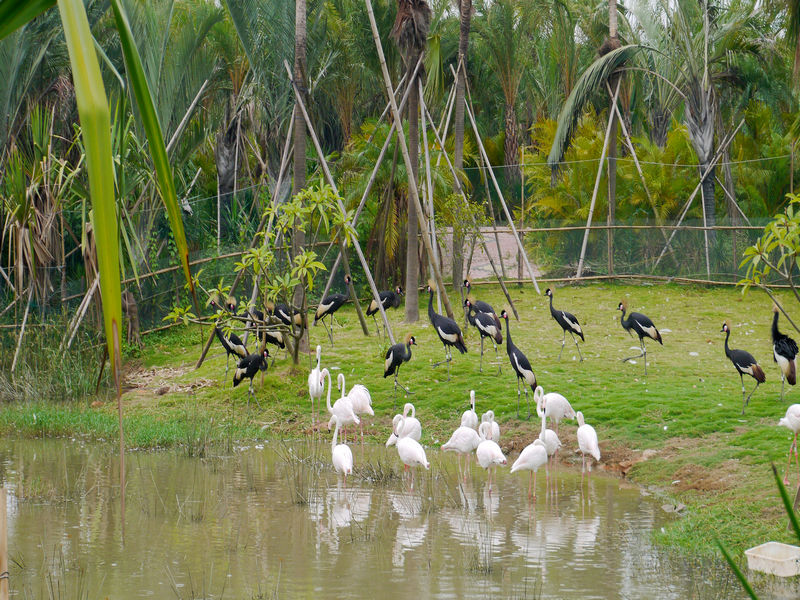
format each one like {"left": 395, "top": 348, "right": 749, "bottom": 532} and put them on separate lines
{"left": 503, "top": 102, "right": 520, "bottom": 184}
{"left": 606, "top": 0, "right": 618, "bottom": 276}
{"left": 405, "top": 50, "right": 421, "bottom": 323}
{"left": 452, "top": 0, "right": 471, "bottom": 293}
{"left": 214, "top": 97, "right": 237, "bottom": 237}
{"left": 292, "top": 0, "right": 308, "bottom": 361}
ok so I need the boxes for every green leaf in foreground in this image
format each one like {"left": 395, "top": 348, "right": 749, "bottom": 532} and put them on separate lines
{"left": 716, "top": 538, "right": 759, "bottom": 600}
{"left": 57, "top": 0, "right": 122, "bottom": 383}
{"left": 109, "top": 0, "right": 196, "bottom": 306}
{"left": 0, "top": 0, "right": 55, "bottom": 40}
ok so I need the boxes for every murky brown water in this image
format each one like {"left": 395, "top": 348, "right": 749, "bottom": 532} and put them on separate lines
{"left": 2, "top": 438, "right": 745, "bottom": 599}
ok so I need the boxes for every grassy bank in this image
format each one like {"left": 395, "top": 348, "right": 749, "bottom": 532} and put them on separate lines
{"left": 3, "top": 280, "right": 799, "bottom": 555}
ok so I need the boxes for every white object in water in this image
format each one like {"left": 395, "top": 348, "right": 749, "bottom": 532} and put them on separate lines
{"left": 745, "top": 542, "right": 800, "bottom": 577}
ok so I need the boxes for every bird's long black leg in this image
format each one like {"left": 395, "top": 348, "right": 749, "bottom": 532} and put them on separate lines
{"left": 516, "top": 377, "right": 521, "bottom": 418}
{"left": 447, "top": 349, "right": 452, "bottom": 381}
{"left": 739, "top": 373, "right": 746, "bottom": 412}
{"left": 782, "top": 374, "right": 786, "bottom": 402}
{"left": 744, "top": 381, "right": 760, "bottom": 413}
{"left": 642, "top": 339, "right": 648, "bottom": 376}
{"left": 559, "top": 330, "right": 566, "bottom": 361}
{"left": 479, "top": 337, "right": 485, "bottom": 373}
{"left": 225, "top": 353, "right": 230, "bottom": 381}
{"left": 621, "top": 342, "right": 645, "bottom": 363}
{"left": 571, "top": 332, "right": 584, "bottom": 362}
{"left": 372, "top": 314, "right": 380, "bottom": 339}
{"left": 525, "top": 386, "right": 531, "bottom": 419}
{"left": 323, "top": 317, "right": 334, "bottom": 346}
{"left": 494, "top": 343, "right": 501, "bottom": 375}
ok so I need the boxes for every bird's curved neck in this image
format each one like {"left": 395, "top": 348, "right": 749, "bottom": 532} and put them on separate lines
{"left": 724, "top": 329, "right": 731, "bottom": 357}
{"left": 404, "top": 342, "right": 413, "bottom": 359}
{"left": 620, "top": 309, "right": 629, "bottom": 329}
{"left": 331, "top": 420, "right": 340, "bottom": 449}
{"left": 504, "top": 318, "right": 512, "bottom": 346}
{"left": 428, "top": 289, "right": 435, "bottom": 318}
{"left": 325, "top": 371, "right": 333, "bottom": 412}
{"left": 540, "top": 413, "right": 547, "bottom": 436}
{"left": 773, "top": 311, "right": 781, "bottom": 338}
{"left": 548, "top": 293, "right": 555, "bottom": 314}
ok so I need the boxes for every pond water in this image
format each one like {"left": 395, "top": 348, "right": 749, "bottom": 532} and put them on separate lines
{"left": 2, "top": 438, "right": 745, "bottom": 599}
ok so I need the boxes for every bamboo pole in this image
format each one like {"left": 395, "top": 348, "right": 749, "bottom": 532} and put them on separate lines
{"left": 62, "top": 275, "right": 100, "bottom": 350}
{"left": 419, "top": 98, "right": 520, "bottom": 319}
{"left": 420, "top": 78, "right": 442, "bottom": 314}
{"left": 361, "top": 3, "right": 456, "bottom": 321}
{"left": 458, "top": 66, "right": 540, "bottom": 293}
{"left": 320, "top": 56, "right": 424, "bottom": 302}
{"left": 714, "top": 175, "right": 752, "bottom": 226}
{"left": 10, "top": 286, "right": 33, "bottom": 375}
{"left": 653, "top": 118, "right": 745, "bottom": 270}
{"left": 575, "top": 79, "right": 621, "bottom": 279}
{"left": 0, "top": 488, "right": 6, "bottom": 600}
{"left": 284, "top": 60, "right": 397, "bottom": 343}
{"left": 366, "top": 72, "right": 408, "bottom": 146}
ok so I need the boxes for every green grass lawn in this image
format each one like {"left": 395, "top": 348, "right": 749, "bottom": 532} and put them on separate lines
{"left": 4, "top": 280, "right": 800, "bottom": 555}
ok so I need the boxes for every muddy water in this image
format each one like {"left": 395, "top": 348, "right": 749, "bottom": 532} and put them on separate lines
{"left": 2, "top": 438, "right": 744, "bottom": 599}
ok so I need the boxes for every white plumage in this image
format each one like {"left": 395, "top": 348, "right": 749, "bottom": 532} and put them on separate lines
{"left": 386, "top": 403, "right": 422, "bottom": 447}
{"left": 480, "top": 410, "right": 500, "bottom": 442}
{"left": 476, "top": 422, "right": 507, "bottom": 492}
{"left": 538, "top": 413, "right": 562, "bottom": 459}
{"left": 511, "top": 439, "right": 548, "bottom": 499}
{"left": 576, "top": 411, "right": 601, "bottom": 471}
{"left": 308, "top": 345, "right": 324, "bottom": 425}
{"left": 442, "top": 426, "right": 481, "bottom": 455}
{"left": 329, "top": 415, "right": 353, "bottom": 482}
{"left": 395, "top": 415, "right": 429, "bottom": 489}
{"left": 326, "top": 373, "right": 360, "bottom": 441}
{"left": 513, "top": 354, "right": 536, "bottom": 387}
{"left": 534, "top": 386, "right": 576, "bottom": 432}
{"left": 779, "top": 404, "right": 800, "bottom": 485}
{"left": 460, "top": 390, "right": 479, "bottom": 429}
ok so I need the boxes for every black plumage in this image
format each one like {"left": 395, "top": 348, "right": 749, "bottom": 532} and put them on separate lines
{"left": 367, "top": 285, "right": 403, "bottom": 338}
{"left": 500, "top": 310, "right": 536, "bottom": 419}
{"left": 314, "top": 275, "right": 351, "bottom": 345}
{"left": 618, "top": 300, "right": 662, "bottom": 375}
{"left": 233, "top": 348, "right": 269, "bottom": 408}
{"left": 215, "top": 326, "right": 248, "bottom": 379}
{"left": 427, "top": 285, "right": 467, "bottom": 381}
{"left": 773, "top": 306, "right": 798, "bottom": 400}
{"left": 463, "top": 279, "right": 497, "bottom": 316}
{"left": 722, "top": 321, "right": 766, "bottom": 414}
{"left": 545, "top": 288, "right": 584, "bottom": 362}
{"left": 384, "top": 334, "right": 416, "bottom": 407}
{"left": 465, "top": 299, "right": 502, "bottom": 374}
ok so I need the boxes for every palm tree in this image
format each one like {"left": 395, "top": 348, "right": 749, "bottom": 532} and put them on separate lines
{"left": 474, "top": 0, "right": 532, "bottom": 184}
{"left": 391, "top": 0, "right": 431, "bottom": 323}
{"left": 452, "top": 0, "right": 472, "bottom": 292}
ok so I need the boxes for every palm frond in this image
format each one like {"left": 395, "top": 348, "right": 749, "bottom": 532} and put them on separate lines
{"left": 547, "top": 44, "right": 643, "bottom": 169}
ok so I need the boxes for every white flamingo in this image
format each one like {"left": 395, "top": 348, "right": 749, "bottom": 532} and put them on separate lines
{"left": 538, "top": 412, "right": 562, "bottom": 461}
{"left": 576, "top": 411, "right": 601, "bottom": 474}
{"left": 534, "top": 386, "right": 575, "bottom": 433}
{"left": 329, "top": 415, "right": 353, "bottom": 485}
{"left": 779, "top": 404, "right": 800, "bottom": 484}
{"left": 476, "top": 421, "right": 507, "bottom": 493}
{"left": 326, "top": 372, "right": 359, "bottom": 443}
{"left": 480, "top": 410, "right": 500, "bottom": 442}
{"left": 461, "top": 390, "right": 479, "bottom": 429}
{"left": 347, "top": 382, "right": 373, "bottom": 446}
{"left": 441, "top": 424, "right": 481, "bottom": 481}
{"left": 510, "top": 438, "right": 548, "bottom": 499}
{"left": 395, "top": 414, "right": 429, "bottom": 490}
{"left": 308, "top": 345, "right": 324, "bottom": 426}
{"left": 386, "top": 403, "right": 422, "bottom": 447}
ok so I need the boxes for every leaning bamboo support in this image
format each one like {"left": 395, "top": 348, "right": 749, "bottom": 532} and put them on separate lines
{"left": 457, "top": 65, "right": 540, "bottom": 293}
{"left": 419, "top": 97, "right": 520, "bottom": 319}
{"left": 10, "top": 286, "right": 34, "bottom": 375}
{"left": 63, "top": 275, "right": 100, "bottom": 350}
{"left": 320, "top": 56, "right": 424, "bottom": 303}
{"left": 362, "top": 3, "right": 456, "bottom": 321}
{"left": 575, "top": 79, "right": 621, "bottom": 279}
{"left": 284, "top": 60, "right": 396, "bottom": 343}
{"left": 419, "top": 79, "right": 442, "bottom": 314}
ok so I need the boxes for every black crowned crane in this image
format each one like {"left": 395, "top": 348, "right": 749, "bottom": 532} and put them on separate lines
{"left": 233, "top": 347, "right": 269, "bottom": 409}
{"left": 246, "top": 307, "right": 285, "bottom": 365}
{"left": 545, "top": 288, "right": 584, "bottom": 362}
{"left": 367, "top": 285, "right": 403, "bottom": 338}
{"left": 465, "top": 299, "right": 502, "bottom": 374}
{"left": 314, "top": 275, "right": 352, "bottom": 345}
{"left": 270, "top": 302, "right": 305, "bottom": 329}
{"left": 214, "top": 326, "right": 248, "bottom": 380}
{"left": 721, "top": 321, "right": 765, "bottom": 414}
{"left": 427, "top": 284, "right": 467, "bottom": 381}
{"left": 463, "top": 278, "right": 498, "bottom": 318}
{"left": 618, "top": 300, "right": 662, "bottom": 375}
{"left": 500, "top": 310, "right": 536, "bottom": 419}
{"left": 772, "top": 306, "right": 798, "bottom": 401}
{"left": 384, "top": 333, "right": 416, "bottom": 408}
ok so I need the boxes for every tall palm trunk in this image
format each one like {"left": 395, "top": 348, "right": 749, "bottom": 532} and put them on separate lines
{"left": 215, "top": 96, "right": 238, "bottom": 236}
{"left": 392, "top": 0, "right": 431, "bottom": 323}
{"left": 292, "top": 0, "right": 308, "bottom": 360}
{"left": 405, "top": 50, "right": 421, "bottom": 322}
{"left": 503, "top": 102, "right": 520, "bottom": 184}
{"left": 686, "top": 82, "right": 716, "bottom": 247}
{"left": 452, "top": 0, "right": 471, "bottom": 293}
{"left": 606, "top": 0, "right": 619, "bottom": 275}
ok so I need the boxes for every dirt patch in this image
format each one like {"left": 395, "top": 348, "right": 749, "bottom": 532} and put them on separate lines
{"left": 671, "top": 460, "right": 741, "bottom": 493}
{"left": 123, "top": 364, "right": 215, "bottom": 398}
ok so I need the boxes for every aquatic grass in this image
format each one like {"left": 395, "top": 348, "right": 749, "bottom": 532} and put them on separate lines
{"left": 275, "top": 438, "right": 325, "bottom": 505}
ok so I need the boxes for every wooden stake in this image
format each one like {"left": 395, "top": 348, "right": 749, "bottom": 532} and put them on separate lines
{"left": 320, "top": 57, "right": 423, "bottom": 303}
{"left": 420, "top": 79, "right": 442, "bottom": 314}
{"left": 0, "top": 488, "right": 6, "bottom": 600}
{"left": 576, "top": 79, "right": 620, "bottom": 279}
{"left": 419, "top": 98, "right": 520, "bottom": 319}
{"left": 359, "top": 6, "right": 456, "bottom": 320}
{"left": 459, "top": 68, "right": 540, "bottom": 293}
{"left": 284, "top": 60, "right": 398, "bottom": 343}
